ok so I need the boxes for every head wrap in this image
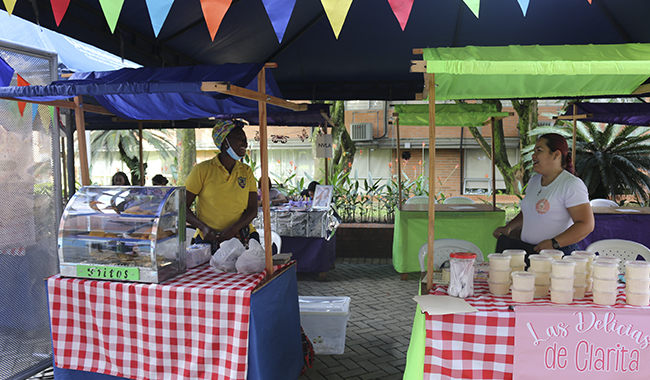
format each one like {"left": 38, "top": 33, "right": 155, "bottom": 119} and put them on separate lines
{"left": 212, "top": 119, "right": 244, "bottom": 148}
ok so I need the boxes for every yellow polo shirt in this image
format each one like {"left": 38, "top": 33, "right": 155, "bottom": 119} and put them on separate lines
{"left": 185, "top": 155, "right": 257, "bottom": 236}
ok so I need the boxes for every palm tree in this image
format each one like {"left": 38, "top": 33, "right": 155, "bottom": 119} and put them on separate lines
{"left": 91, "top": 129, "right": 177, "bottom": 185}
{"left": 528, "top": 122, "right": 650, "bottom": 205}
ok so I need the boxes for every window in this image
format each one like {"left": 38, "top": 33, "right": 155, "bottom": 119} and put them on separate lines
{"left": 464, "top": 148, "right": 518, "bottom": 194}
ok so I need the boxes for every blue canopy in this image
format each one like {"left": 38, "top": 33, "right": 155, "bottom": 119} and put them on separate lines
{"left": 0, "top": 56, "right": 12, "bottom": 86}
{"left": 562, "top": 102, "right": 650, "bottom": 126}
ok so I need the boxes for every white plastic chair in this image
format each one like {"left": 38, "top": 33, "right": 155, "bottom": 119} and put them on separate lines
{"left": 405, "top": 196, "right": 435, "bottom": 204}
{"left": 259, "top": 230, "right": 282, "bottom": 254}
{"left": 590, "top": 198, "right": 618, "bottom": 208}
{"left": 586, "top": 239, "right": 650, "bottom": 274}
{"left": 443, "top": 196, "right": 475, "bottom": 205}
{"left": 418, "top": 238, "right": 484, "bottom": 272}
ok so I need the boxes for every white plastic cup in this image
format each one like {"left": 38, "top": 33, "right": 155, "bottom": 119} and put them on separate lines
{"left": 534, "top": 284, "right": 550, "bottom": 298}
{"left": 550, "top": 288, "right": 573, "bottom": 304}
{"left": 573, "top": 285, "right": 587, "bottom": 299}
{"left": 572, "top": 250, "right": 596, "bottom": 264}
{"left": 550, "top": 275, "right": 575, "bottom": 291}
{"left": 551, "top": 260, "right": 576, "bottom": 278}
{"left": 562, "top": 256, "right": 589, "bottom": 273}
{"left": 510, "top": 265, "right": 525, "bottom": 272}
{"left": 503, "top": 249, "right": 526, "bottom": 267}
{"left": 488, "top": 281, "right": 510, "bottom": 296}
{"left": 592, "top": 260, "right": 618, "bottom": 279}
{"left": 574, "top": 272, "right": 588, "bottom": 287}
{"left": 626, "top": 291, "right": 650, "bottom": 306}
{"left": 489, "top": 269, "right": 512, "bottom": 283}
{"left": 529, "top": 270, "right": 551, "bottom": 286}
{"left": 529, "top": 254, "right": 553, "bottom": 272}
{"left": 540, "top": 249, "right": 564, "bottom": 261}
{"left": 592, "top": 276, "right": 618, "bottom": 293}
{"left": 511, "top": 287, "right": 535, "bottom": 302}
{"left": 625, "top": 261, "right": 650, "bottom": 279}
{"left": 593, "top": 290, "right": 617, "bottom": 306}
{"left": 512, "top": 271, "right": 536, "bottom": 290}
{"left": 625, "top": 277, "right": 650, "bottom": 294}
{"left": 488, "top": 253, "right": 512, "bottom": 270}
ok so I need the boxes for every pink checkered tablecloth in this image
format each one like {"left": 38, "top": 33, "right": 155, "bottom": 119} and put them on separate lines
{"left": 424, "top": 282, "right": 637, "bottom": 380}
{"left": 47, "top": 264, "right": 279, "bottom": 380}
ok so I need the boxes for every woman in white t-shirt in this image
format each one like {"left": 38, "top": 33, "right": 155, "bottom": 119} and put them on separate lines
{"left": 493, "top": 133, "right": 594, "bottom": 256}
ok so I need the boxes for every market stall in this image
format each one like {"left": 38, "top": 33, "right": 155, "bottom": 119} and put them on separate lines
{"left": 578, "top": 206, "right": 650, "bottom": 250}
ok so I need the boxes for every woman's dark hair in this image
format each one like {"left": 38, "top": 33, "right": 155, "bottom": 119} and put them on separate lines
{"left": 152, "top": 174, "right": 168, "bottom": 186}
{"left": 539, "top": 133, "right": 573, "bottom": 174}
{"left": 307, "top": 181, "right": 319, "bottom": 193}
{"left": 111, "top": 171, "right": 131, "bottom": 186}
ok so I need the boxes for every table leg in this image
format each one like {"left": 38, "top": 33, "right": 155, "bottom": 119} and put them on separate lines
{"left": 401, "top": 273, "right": 409, "bottom": 281}
{"left": 319, "top": 272, "right": 328, "bottom": 281}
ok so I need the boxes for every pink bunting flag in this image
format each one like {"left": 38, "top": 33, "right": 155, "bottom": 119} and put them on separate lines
{"left": 517, "top": 0, "right": 529, "bottom": 16}
{"left": 199, "top": 0, "right": 233, "bottom": 41}
{"left": 387, "top": 0, "right": 414, "bottom": 31}
{"left": 50, "top": 0, "right": 71, "bottom": 26}
{"left": 261, "top": 0, "right": 298, "bottom": 42}
{"left": 17, "top": 74, "right": 29, "bottom": 117}
{"left": 2, "top": 0, "right": 16, "bottom": 16}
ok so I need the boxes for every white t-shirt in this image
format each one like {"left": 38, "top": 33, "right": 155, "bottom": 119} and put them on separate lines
{"left": 520, "top": 170, "right": 590, "bottom": 245}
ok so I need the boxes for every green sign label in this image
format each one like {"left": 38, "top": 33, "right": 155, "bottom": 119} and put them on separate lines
{"left": 76, "top": 265, "right": 140, "bottom": 281}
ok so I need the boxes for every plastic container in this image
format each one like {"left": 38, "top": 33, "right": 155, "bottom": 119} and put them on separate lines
{"left": 625, "top": 261, "right": 650, "bottom": 279}
{"left": 534, "top": 284, "right": 551, "bottom": 298}
{"left": 592, "top": 260, "right": 618, "bottom": 279}
{"left": 186, "top": 243, "right": 211, "bottom": 269}
{"left": 540, "top": 249, "right": 564, "bottom": 261}
{"left": 512, "top": 271, "right": 536, "bottom": 289}
{"left": 572, "top": 250, "right": 596, "bottom": 264}
{"left": 574, "top": 272, "right": 588, "bottom": 287}
{"left": 503, "top": 249, "right": 526, "bottom": 267}
{"left": 626, "top": 291, "right": 650, "bottom": 306}
{"left": 550, "top": 275, "right": 575, "bottom": 291}
{"left": 573, "top": 285, "right": 587, "bottom": 299}
{"left": 529, "top": 255, "right": 553, "bottom": 272}
{"left": 448, "top": 252, "right": 477, "bottom": 298}
{"left": 488, "top": 253, "right": 512, "bottom": 270}
{"left": 562, "top": 256, "right": 589, "bottom": 273}
{"left": 511, "top": 287, "right": 535, "bottom": 302}
{"left": 529, "top": 270, "right": 551, "bottom": 286}
{"left": 593, "top": 290, "right": 617, "bottom": 306}
{"left": 592, "top": 277, "right": 618, "bottom": 293}
{"left": 441, "top": 267, "right": 450, "bottom": 282}
{"left": 625, "top": 277, "right": 650, "bottom": 293}
{"left": 298, "top": 296, "right": 351, "bottom": 355}
{"left": 510, "top": 265, "right": 525, "bottom": 272}
{"left": 550, "top": 288, "right": 573, "bottom": 304}
{"left": 488, "top": 281, "right": 510, "bottom": 296}
{"left": 489, "top": 269, "right": 511, "bottom": 283}
{"left": 551, "top": 260, "right": 576, "bottom": 278}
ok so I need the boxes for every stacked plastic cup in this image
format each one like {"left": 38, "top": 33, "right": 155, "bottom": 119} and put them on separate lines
{"left": 591, "top": 257, "right": 620, "bottom": 305}
{"left": 503, "top": 249, "right": 526, "bottom": 272}
{"left": 511, "top": 271, "right": 536, "bottom": 302}
{"left": 488, "top": 253, "right": 512, "bottom": 295}
{"left": 571, "top": 251, "right": 597, "bottom": 291}
{"left": 540, "top": 249, "right": 564, "bottom": 261}
{"left": 562, "top": 256, "right": 589, "bottom": 298}
{"left": 527, "top": 254, "right": 553, "bottom": 297}
{"left": 624, "top": 260, "right": 650, "bottom": 306}
{"left": 550, "top": 260, "right": 576, "bottom": 304}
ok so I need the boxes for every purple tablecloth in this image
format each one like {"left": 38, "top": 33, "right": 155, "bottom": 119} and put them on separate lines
{"left": 578, "top": 212, "right": 650, "bottom": 250}
{"left": 280, "top": 235, "right": 336, "bottom": 273}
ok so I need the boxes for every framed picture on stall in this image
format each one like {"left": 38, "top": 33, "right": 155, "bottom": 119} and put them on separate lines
{"left": 313, "top": 185, "right": 333, "bottom": 209}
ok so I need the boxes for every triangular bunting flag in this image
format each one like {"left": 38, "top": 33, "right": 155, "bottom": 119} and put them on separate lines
{"left": 261, "top": 0, "right": 297, "bottom": 43}
{"left": 0, "top": 56, "right": 14, "bottom": 86}
{"left": 587, "top": 0, "right": 592, "bottom": 3}
{"left": 387, "top": 0, "right": 414, "bottom": 31}
{"left": 48, "top": 106, "right": 56, "bottom": 131}
{"left": 145, "top": 0, "right": 175, "bottom": 37}
{"left": 39, "top": 104, "right": 52, "bottom": 130}
{"left": 517, "top": 0, "right": 529, "bottom": 16}
{"left": 16, "top": 74, "right": 29, "bottom": 117}
{"left": 32, "top": 103, "right": 38, "bottom": 121}
{"left": 462, "top": 0, "right": 480, "bottom": 18}
{"left": 50, "top": 0, "right": 71, "bottom": 26}
{"left": 98, "top": 0, "right": 125, "bottom": 34}
{"left": 199, "top": 0, "right": 233, "bottom": 41}
{"left": 2, "top": 0, "right": 17, "bottom": 16}
{"left": 321, "top": 0, "right": 354, "bottom": 39}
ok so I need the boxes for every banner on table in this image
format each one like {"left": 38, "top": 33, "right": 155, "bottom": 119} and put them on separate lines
{"left": 514, "top": 306, "right": 650, "bottom": 379}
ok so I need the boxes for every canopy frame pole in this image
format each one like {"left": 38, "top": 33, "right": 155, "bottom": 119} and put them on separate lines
{"left": 572, "top": 103, "right": 577, "bottom": 166}
{"left": 258, "top": 67, "right": 273, "bottom": 277}
{"left": 138, "top": 121, "right": 144, "bottom": 185}
{"left": 427, "top": 73, "right": 436, "bottom": 292}
{"left": 491, "top": 117, "right": 496, "bottom": 211}
{"left": 395, "top": 112, "right": 402, "bottom": 210}
{"left": 73, "top": 96, "right": 90, "bottom": 186}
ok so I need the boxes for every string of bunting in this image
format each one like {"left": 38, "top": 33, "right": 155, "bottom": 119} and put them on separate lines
{"left": 0, "top": 0, "right": 596, "bottom": 41}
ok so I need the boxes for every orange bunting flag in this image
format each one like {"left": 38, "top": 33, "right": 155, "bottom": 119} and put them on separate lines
{"left": 462, "top": 0, "right": 480, "bottom": 18}
{"left": 50, "top": 0, "right": 71, "bottom": 26}
{"left": 200, "top": 0, "right": 233, "bottom": 41}
{"left": 17, "top": 74, "right": 29, "bottom": 117}
{"left": 2, "top": 0, "right": 17, "bottom": 16}
{"left": 387, "top": 0, "right": 414, "bottom": 31}
{"left": 98, "top": 0, "right": 125, "bottom": 34}
{"left": 320, "top": 0, "right": 353, "bottom": 39}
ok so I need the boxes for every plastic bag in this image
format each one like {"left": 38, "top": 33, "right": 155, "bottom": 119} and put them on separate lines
{"left": 236, "top": 239, "right": 265, "bottom": 274}
{"left": 210, "top": 238, "right": 245, "bottom": 273}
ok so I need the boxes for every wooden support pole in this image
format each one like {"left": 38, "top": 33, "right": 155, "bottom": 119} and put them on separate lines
{"left": 427, "top": 73, "right": 436, "bottom": 292}
{"left": 572, "top": 103, "right": 577, "bottom": 164}
{"left": 138, "top": 121, "right": 144, "bottom": 185}
{"left": 491, "top": 118, "right": 496, "bottom": 211}
{"left": 74, "top": 96, "right": 90, "bottom": 186}
{"left": 395, "top": 113, "right": 402, "bottom": 210}
{"left": 258, "top": 68, "right": 273, "bottom": 277}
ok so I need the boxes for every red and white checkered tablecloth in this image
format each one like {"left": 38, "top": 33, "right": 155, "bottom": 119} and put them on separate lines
{"left": 47, "top": 264, "right": 270, "bottom": 380}
{"left": 423, "top": 282, "right": 637, "bottom": 380}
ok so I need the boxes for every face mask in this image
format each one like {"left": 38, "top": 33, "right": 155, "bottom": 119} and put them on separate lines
{"left": 225, "top": 138, "right": 244, "bottom": 161}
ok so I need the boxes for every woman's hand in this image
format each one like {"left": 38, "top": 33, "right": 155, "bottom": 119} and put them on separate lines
{"left": 534, "top": 239, "right": 554, "bottom": 252}
{"left": 217, "top": 226, "right": 236, "bottom": 244}
{"left": 493, "top": 226, "right": 511, "bottom": 239}
{"left": 199, "top": 225, "right": 217, "bottom": 241}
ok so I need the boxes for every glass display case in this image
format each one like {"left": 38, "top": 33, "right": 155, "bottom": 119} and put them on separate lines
{"left": 58, "top": 186, "right": 186, "bottom": 283}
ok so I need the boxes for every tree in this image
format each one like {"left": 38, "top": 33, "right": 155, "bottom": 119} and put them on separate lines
{"left": 176, "top": 128, "right": 196, "bottom": 185}
{"left": 329, "top": 101, "right": 355, "bottom": 175}
{"left": 91, "top": 129, "right": 177, "bottom": 185}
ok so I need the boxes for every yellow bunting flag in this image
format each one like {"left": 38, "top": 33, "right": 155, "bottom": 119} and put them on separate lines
{"left": 462, "top": 0, "right": 480, "bottom": 18}
{"left": 2, "top": 0, "right": 16, "bottom": 16}
{"left": 50, "top": 0, "right": 71, "bottom": 26}
{"left": 98, "top": 0, "right": 125, "bottom": 34}
{"left": 16, "top": 74, "right": 29, "bottom": 117}
{"left": 199, "top": 0, "right": 233, "bottom": 41}
{"left": 320, "top": 0, "right": 353, "bottom": 39}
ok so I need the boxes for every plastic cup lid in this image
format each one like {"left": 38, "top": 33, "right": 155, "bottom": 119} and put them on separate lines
{"left": 529, "top": 254, "right": 552, "bottom": 262}
{"left": 562, "top": 256, "right": 588, "bottom": 263}
{"left": 502, "top": 249, "right": 526, "bottom": 256}
{"left": 488, "top": 253, "right": 511, "bottom": 260}
{"left": 625, "top": 260, "right": 650, "bottom": 268}
{"left": 450, "top": 252, "right": 477, "bottom": 259}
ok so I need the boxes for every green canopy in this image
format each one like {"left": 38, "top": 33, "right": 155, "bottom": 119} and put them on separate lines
{"left": 394, "top": 103, "right": 509, "bottom": 126}
{"left": 422, "top": 44, "right": 650, "bottom": 100}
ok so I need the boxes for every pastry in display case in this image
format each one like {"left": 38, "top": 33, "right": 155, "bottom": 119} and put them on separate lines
{"left": 58, "top": 186, "right": 187, "bottom": 283}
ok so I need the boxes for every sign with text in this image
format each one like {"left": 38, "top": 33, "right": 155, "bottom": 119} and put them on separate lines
{"left": 514, "top": 306, "right": 650, "bottom": 379}
{"left": 77, "top": 264, "right": 140, "bottom": 281}
{"left": 316, "top": 134, "right": 332, "bottom": 158}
